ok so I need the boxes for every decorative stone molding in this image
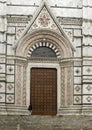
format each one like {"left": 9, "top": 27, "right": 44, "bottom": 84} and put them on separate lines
{"left": 58, "top": 18, "right": 82, "bottom": 25}
{"left": 16, "top": 29, "right": 73, "bottom": 59}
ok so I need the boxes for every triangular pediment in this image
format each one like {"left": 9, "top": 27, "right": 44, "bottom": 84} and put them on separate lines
{"left": 25, "top": 0, "right": 61, "bottom": 34}
{"left": 15, "top": 0, "right": 75, "bottom": 51}
{"left": 30, "top": 6, "right": 60, "bottom": 33}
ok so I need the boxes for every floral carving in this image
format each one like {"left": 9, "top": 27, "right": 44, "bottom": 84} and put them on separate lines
{"left": 8, "top": 84, "right": 13, "bottom": 91}
{"left": 8, "top": 96, "right": 13, "bottom": 102}
{"left": 38, "top": 13, "right": 50, "bottom": 27}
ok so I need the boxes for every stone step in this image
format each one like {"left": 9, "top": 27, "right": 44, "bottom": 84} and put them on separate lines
{"left": 0, "top": 115, "right": 92, "bottom": 130}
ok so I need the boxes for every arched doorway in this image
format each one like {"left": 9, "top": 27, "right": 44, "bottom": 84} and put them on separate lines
{"left": 15, "top": 29, "right": 74, "bottom": 115}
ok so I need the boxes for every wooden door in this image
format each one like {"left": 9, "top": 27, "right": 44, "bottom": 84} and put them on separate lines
{"left": 30, "top": 68, "right": 57, "bottom": 115}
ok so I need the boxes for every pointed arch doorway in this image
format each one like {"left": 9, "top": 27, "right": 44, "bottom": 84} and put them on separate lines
{"left": 31, "top": 68, "right": 57, "bottom": 115}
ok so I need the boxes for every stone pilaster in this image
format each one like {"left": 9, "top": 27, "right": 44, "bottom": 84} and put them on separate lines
{"left": 82, "top": 0, "right": 92, "bottom": 105}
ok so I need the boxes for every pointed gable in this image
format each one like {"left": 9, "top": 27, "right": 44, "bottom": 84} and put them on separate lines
{"left": 30, "top": 6, "right": 60, "bottom": 33}
{"left": 26, "top": 0, "right": 61, "bottom": 34}
{"left": 15, "top": 0, "right": 75, "bottom": 51}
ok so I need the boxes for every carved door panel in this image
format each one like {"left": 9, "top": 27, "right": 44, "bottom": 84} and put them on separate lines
{"left": 30, "top": 68, "right": 57, "bottom": 115}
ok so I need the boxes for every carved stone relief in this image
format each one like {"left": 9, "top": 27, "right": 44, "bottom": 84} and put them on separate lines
{"left": 31, "top": 7, "right": 60, "bottom": 33}
{"left": 15, "top": 61, "right": 27, "bottom": 106}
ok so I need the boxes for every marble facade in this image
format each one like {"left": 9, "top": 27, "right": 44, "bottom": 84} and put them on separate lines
{"left": 0, "top": 0, "right": 92, "bottom": 115}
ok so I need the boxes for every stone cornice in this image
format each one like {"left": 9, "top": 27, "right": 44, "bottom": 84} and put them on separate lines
{"left": 7, "top": 16, "right": 82, "bottom": 26}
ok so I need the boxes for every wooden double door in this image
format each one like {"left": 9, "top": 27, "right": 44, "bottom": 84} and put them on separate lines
{"left": 30, "top": 68, "right": 57, "bottom": 115}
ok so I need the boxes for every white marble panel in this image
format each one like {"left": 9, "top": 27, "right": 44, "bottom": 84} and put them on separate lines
{"left": 83, "top": 36, "right": 92, "bottom": 46}
{"left": 83, "top": 84, "right": 92, "bottom": 94}
{"left": 6, "top": 94, "right": 14, "bottom": 103}
{"left": 74, "top": 29, "right": 82, "bottom": 36}
{"left": 7, "top": 45, "right": 14, "bottom": 55}
{"left": 7, "top": 65, "right": 14, "bottom": 74}
{"left": 0, "top": 74, "right": 5, "bottom": 77}
{"left": 7, "top": 6, "right": 37, "bottom": 15}
{"left": 7, "top": 5, "right": 82, "bottom": 18}
{"left": 74, "top": 85, "right": 81, "bottom": 94}
{"left": 74, "top": 96, "right": 81, "bottom": 104}
{"left": 0, "top": 58, "right": 5, "bottom": 63}
{"left": 7, "top": 0, "right": 41, "bottom": 5}
{"left": 83, "top": 0, "right": 92, "bottom": 6}
{"left": 7, "top": 0, "right": 82, "bottom": 7}
{"left": 74, "top": 77, "right": 81, "bottom": 84}
{"left": 83, "top": 47, "right": 92, "bottom": 57}
{"left": 0, "top": 82, "right": 5, "bottom": 93}
{"left": 83, "top": 78, "right": 92, "bottom": 83}
{"left": 74, "top": 67, "right": 81, "bottom": 76}
{"left": 73, "top": 38, "right": 82, "bottom": 48}
{"left": 83, "top": 60, "right": 92, "bottom": 66}
{"left": 0, "top": 64, "right": 5, "bottom": 73}
{"left": 74, "top": 48, "right": 81, "bottom": 57}
{"left": 0, "top": 77, "right": 5, "bottom": 81}
{"left": 0, "top": 33, "right": 4, "bottom": 42}
{"left": 52, "top": 8, "right": 82, "bottom": 18}
{"left": 7, "top": 27, "right": 15, "bottom": 34}
{"left": 6, "top": 83, "right": 14, "bottom": 93}
{"left": 0, "top": 94, "right": 5, "bottom": 103}
{"left": 0, "top": 4, "right": 6, "bottom": 18}
{"left": 7, "top": 75, "right": 14, "bottom": 82}
{"left": 83, "top": 96, "right": 92, "bottom": 104}
{"left": 83, "top": 7, "right": 92, "bottom": 19}
{"left": 83, "top": 66, "right": 92, "bottom": 75}
{"left": 7, "top": 59, "right": 15, "bottom": 64}
{"left": 7, "top": 35, "right": 15, "bottom": 45}
{"left": 0, "top": 44, "right": 6, "bottom": 54}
